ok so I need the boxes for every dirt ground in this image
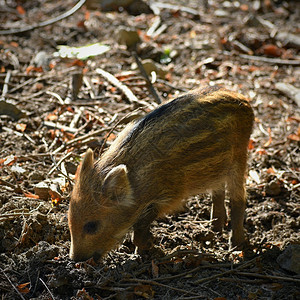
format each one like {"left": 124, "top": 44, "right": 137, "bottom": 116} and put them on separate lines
{"left": 0, "top": 0, "right": 299, "bottom": 299}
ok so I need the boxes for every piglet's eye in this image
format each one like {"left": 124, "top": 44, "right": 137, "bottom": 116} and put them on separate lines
{"left": 83, "top": 221, "right": 100, "bottom": 234}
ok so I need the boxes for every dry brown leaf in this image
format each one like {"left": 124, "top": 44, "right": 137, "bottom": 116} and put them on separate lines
{"left": 16, "top": 5, "right": 26, "bottom": 15}
{"left": 260, "top": 44, "right": 283, "bottom": 57}
{"left": 287, "top": 134, "right": 300, "bottom": 141}
{"left": 248, "top": 139, "right": 255, "bottom": 150}
{"left": 24, "top": 192, "right": 39, "bottom": 199}
{"left": 17, "top": 282, "right": 30, "bottom": 294}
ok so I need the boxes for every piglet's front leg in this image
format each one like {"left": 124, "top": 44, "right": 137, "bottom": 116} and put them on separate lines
{"left": 133, "top": 204, "right": 158, "bottom": 252}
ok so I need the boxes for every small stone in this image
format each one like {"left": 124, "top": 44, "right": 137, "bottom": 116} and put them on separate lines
{"left": 118, "top": 28, "right": 140, "bottom": 48}
{"left": 34, "top": 181, "right": 50, "bottom": 200}
{"left": 277, "top": 244, "right": 300, "bottom": 274}
{"left": 29, "top": 171, "right": 45, "bottom": 181}
{"left": 265, "top": 180, "right": 281, "bottom": 196}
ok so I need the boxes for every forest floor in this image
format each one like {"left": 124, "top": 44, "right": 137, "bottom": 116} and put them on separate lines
{"left": 0, "top": 0, "right": 299, "bottom": 299}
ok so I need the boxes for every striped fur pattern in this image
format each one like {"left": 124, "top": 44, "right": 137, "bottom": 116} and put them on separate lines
{"left": 68, "top": 86, "right": 254, "bottom": 262}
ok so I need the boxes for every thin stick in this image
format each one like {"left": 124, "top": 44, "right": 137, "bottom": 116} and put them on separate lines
{"left": 0, "top": 268, "right": 26, "bottom": 300}
{"left": 0, "top": 212, "right": 32, "bottom": 221}
{"left": 239, "top": 54, "right": 300, "bottom": 65}
{"left": 48, "top": 152, "right": 73, "bottom": 175}
{"left": 96, "top": 68, "right": 139, "bottom": 103}
{"left": 1, "top": 70, "right": 11, "bottom": 98}
{"left": 125, "top": 278, "right": 203, "bottom": 297}
{"left": 43, "top": 121, "right": 78, "bottom": 133}
{"left": 132, "top": 51, "right": 162, "bottom": 104}
{"left": 194, "top": 257, "right": 258, "bottom": 284}
{"left": 155, "top": 263, "right": 233, "bottom": 282}
{"left": 236, "top": 271, "right": 300, "bottom": 283}
{"left": 52, "top": 128, "right": 108, "bottom": 154}
{"left": 0, "top": 178, "right": 16, "bottom": 189}
{"left": 0, "top": 0, "right": 86, "bottom": 35}
{"left": 40, "top": 278, "right": 55, "bottom": 300}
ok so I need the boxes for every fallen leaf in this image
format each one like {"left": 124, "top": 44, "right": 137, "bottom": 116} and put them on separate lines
{"left": 287, "top": 134, "right": 300, "bottom": 141}
{"left": 260, "top": 44, "right": 283, "bottom": 57}
{"left": 68, "top": 59, "right": 86, "bottom": 67}
{"left": 45, "top": 112, "right": 58, "bottom": 121}
{"left": 0, "top": 101, "right": 26, "bottom": 120}
{"left": 77, "top": 20, "right": 86, "bottom": 29}
{"left": 248, "top": 139, "right": 255, "bottom": 150}
{"left": 256, "top": 148, "right": 268, "bottom": 155}
{"left": 55, "top": 43, "right": 110, "bottom": 60}
{"left": 104, "top": 132, "right": 116, "bottom": 142}
{"left": 286, "top": 116, "right": 300, "bottom": 123}
{"left": 0, "top": 155, "right": 17, "bottom": 168}
{"left": 26, "top": 66, "right": 44, "bottom": 73}
{"left": 10, "top": 41, "right": 19, "bottom": 48}
{"left": 240, "top": 4, "right": 249, "bottom": 11}
{"left": 85, "top": 10, "right": 90, "bottom": 20}
{"left": 16, "top": 5, "right": 26, "bottom": 14}
{"left": 17, "top": 282, "right": 30, "bottom": 294}
{"left": 24, "top": 192, "right": 40, "bottom": 199}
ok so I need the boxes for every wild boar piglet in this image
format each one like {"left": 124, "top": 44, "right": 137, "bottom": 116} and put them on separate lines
{"left": 68, "top": 86, "right": 254, "bottom": 262}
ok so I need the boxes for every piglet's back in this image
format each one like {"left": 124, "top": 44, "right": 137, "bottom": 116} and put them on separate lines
{"left": 96, "top": 86, "right": 254, "bottom": 209}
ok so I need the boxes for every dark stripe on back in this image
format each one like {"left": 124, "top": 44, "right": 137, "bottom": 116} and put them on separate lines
{"left": 121, "top": 93, "right": 197, "bottom": 148}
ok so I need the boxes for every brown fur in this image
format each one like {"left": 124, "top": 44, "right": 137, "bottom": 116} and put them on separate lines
{"left": 68, "top": 86, "right": 254, "bottom": 261}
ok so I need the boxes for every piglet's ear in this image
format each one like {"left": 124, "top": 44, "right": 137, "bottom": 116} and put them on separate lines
{"left": 102, "top": 165, "right": 133, "bottom": 206}
{"left": 77, "top": 149, "right": 94, "bottom": 182}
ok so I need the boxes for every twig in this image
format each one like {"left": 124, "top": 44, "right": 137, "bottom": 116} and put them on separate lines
{"left": 96, "top": 68, "right": 139, "bottom": 103}
{"left": 0, "top": 178, "right": 16, "bottom": 189}
{"left": 40, "top": 278, "right": 55, "bottom": 300}
{"left": 7, "top": 67, "right": 78, "bottom": 95}
{"left": 48, "top": 151, "right": 73, "bottom": 175}
{"left": 159, "top": 249, "right": 207, "bottom": 261}
{"left": 150, "top": 2, "right": 199, "bottom": 16}
{"left": 194, "top": 257, "right": 258, "bottom": 284}
{"left": 0, "top": 268, "right": 26, "bottom": 300}
{"left": 154, "top": 263, "right": 233, "bottom": 282}
{"left": 218, "top": 277, "right": 265, "bottom": 284}
{"left": 1, "top": 70, "right": 11, "bottom": 98}
{"left": 0, "top": 212, "right": 32, "bottom": 221}
{"left": 43, "top": 121, "right": 78, "bottom": 133}
{"left": 156, "top": 78, "right": 188, "bottom": 92}
{"left": 275, "top": 82, "right": 300, "bottom": 107}
{"left": 52, "top": 127, "right": 108, "bottom": 154}
{"left": 239, "top": 54, "right": 300, "bottom": 66}
{"left": 132, "top": 52, "right": 162, "bottom": 104}
{"left": 0, "top": 0, "right": 86, "bottom": 35}
{"left": 236, "top": 271, "right": 300, "bottom": 283}
{"left": 124, "top": 278, "right": 203, "bottom": 297}
{"left": 46, "top": 91, "right": 65, "bottom": 105}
